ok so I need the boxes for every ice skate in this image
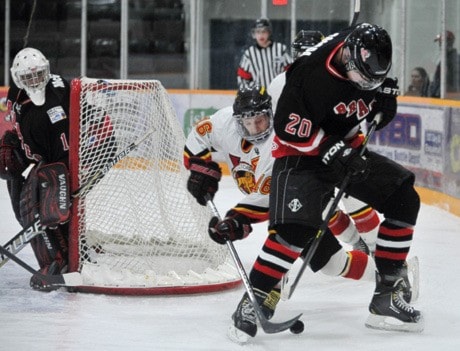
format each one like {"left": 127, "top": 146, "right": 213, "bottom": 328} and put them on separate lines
{"left": 30, "top": 258, "right": 68, "bottom": 292}
{"left": 260, "top": 287, "right": 281, "bottom": 320}
{"left": 227, "top": 289, "right": 267, "bottom": 343}
{"left": 399, "top": 261, "right": 412, "bottom": 303}
{"left": 365, "top": 273, "right": 424, "bottom": 332}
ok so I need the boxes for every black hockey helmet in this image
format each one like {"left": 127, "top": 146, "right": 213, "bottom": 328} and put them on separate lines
{"left": 291, "top": 30, "right": 325, "bottom": 58}
{"left": 252, "top": 18, "right": 272, "bottom": 34}
{"left": 233, "top": 86, "right": 273, "bottom": 143}
{"left": 343, "top": 23, "right": 392, "bottom": 90}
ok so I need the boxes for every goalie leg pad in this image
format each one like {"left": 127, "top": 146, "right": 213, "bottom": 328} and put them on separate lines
{"left": 19, "top": 167, "right": 39, "bottom": 227}
{"left": 37, "top": 162, "right": 70, "bottom": 227}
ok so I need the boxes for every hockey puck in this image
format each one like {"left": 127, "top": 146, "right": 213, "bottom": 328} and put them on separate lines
{"left": 289, "top": 320, "right": 304, "bottom": 334}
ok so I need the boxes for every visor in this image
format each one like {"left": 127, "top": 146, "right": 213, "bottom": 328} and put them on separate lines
{"left": 345, "top": 60, "right": 385, "bottom": 91}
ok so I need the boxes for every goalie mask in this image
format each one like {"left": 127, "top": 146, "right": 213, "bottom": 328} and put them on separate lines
{"left": 343, "top": 23, "right": 392, "bottom": 91}
{"left": 10, "top": 48, "right": 50, "bottom": 106}
{"left": 233, "top": 86, "right": 273, "bottom": 144}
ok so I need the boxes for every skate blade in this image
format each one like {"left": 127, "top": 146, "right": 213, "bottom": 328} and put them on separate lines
{"left": 280, "top": 272, "right": 290, "bottom": 301}
{"left": 407, "top": 256, "right": 420, "bottom": 303}
{"left": 227, "top": 324, "right": 253, "bottom": 344}
{"left": 365, "top": 313, "right": 424, "bottom": 333}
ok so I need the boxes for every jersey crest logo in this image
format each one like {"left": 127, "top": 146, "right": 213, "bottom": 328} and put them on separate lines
{"left": 232, "top": 163, "right": 256, "bottom": 195}
{"left": 288, "top": 198, "right": 303, "bottom": 212}
{"left": 47, "top": 106, "right": 67, "bottom": 124}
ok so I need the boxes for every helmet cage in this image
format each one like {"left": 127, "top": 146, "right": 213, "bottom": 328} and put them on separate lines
{"left": 234, "top": 109, "right": 273, "bottom": 144}
{"left": 16, "top": 65, "right": 50, "bottom": 92}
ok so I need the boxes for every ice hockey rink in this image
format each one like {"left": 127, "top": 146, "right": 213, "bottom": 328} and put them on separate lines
{"left": 1, "top": 176, "right": 459, "bottom": 351}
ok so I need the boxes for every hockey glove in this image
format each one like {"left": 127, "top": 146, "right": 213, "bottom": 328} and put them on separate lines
{"left": 0, "top": 130, "right": 29, "bottom": 180}
{"left": 319, "top": 136, "right": 368, "bottom": 182}
{"left": 368, "top": 77, "right": 399, "bottom": 130}
{"left": 187, "top": 157, "right": 222, "bottom": 206}
{"left": 208, "top": 210, "right": 252, "bottom": 245}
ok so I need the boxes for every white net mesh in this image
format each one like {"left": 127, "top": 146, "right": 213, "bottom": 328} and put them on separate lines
{"left": 71, "top": 78, "right": 239, "bottom": 292}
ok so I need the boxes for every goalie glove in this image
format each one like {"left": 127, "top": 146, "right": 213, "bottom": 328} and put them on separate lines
{"left": 319, "top": 136, "right": 368, "bottom": 182}
{"left": 368, "top": 77, "right": 399, "bottom": 130}
{"left": 208, "top": 210, "right": 252, "bottom": 245}
{"left": 187, "top": 157, "right": 222, "bottom": 206}
{"left": 0, "top": 130, "right": 29, "bottom": 180}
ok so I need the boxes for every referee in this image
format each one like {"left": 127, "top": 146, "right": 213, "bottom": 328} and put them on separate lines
{"left": 237, "top": 18, "right": 293, "bottom": 90}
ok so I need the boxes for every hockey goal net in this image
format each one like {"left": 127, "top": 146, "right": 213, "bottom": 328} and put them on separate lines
{"left": 68, "top": 77, "right": 240, "bottom": 295}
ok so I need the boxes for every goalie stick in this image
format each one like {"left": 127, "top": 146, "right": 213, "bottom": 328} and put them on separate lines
{"left": 284, "top": 114, "right": 382, "bottom": 300}
{"left": 0, "top": 128, "right": 155, "bottom": 269}
{"left": 205, "top": 196, "right": 302, "bottom": 335}
{"left": 0, "top": 244, "right": 82, "bottom": 289}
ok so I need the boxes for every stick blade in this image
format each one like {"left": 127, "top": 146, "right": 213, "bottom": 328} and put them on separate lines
{"left": 259, "top": 312, "right": 303, "bottom": 334}
{"left": 43, "top": 272, "right": 83, "bottom": 289}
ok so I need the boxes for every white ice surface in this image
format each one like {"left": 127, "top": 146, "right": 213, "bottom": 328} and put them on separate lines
{"left": 1, "top": 177, "right": 459, "bottom": 351}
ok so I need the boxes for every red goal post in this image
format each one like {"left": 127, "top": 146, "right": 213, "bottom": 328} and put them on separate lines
{"left": 68, "top": 77, "right": 241, "bottom": 295}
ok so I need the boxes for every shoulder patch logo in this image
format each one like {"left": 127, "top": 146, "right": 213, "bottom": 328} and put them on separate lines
{"left": 47, "top": 106, "right": 67, "bottom": 124}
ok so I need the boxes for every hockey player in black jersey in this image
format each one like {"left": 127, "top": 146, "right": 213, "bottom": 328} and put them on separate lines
{"left": 228, "top": 23, "right": 423, "bottom": 339}
{"left": 0, "top": 48, "right": 71, "bottom": 291}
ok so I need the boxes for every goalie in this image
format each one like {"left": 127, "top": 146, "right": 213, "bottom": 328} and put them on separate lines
{"left": 0, "top": 48, "right": 71, "bottom": 291}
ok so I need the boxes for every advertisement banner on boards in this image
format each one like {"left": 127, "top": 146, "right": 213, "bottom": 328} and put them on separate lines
{"left": 368, "top": 104, "right": 447, "bottom": 191}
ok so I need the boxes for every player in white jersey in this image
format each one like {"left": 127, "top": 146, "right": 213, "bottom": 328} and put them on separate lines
{"left": 268, "top": 30, "right": 380, "bottom": 254}
{"left": 184, "top": 86, "right": 376, "bottom": 335}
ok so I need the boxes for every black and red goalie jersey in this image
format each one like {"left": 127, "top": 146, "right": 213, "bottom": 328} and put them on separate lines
{"left": 7, "top": 74, "right": 71, "bottom": 166}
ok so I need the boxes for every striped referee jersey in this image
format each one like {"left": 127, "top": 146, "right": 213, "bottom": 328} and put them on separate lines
{"left": 237, "top": 41, "right": 293, "bottom": 90}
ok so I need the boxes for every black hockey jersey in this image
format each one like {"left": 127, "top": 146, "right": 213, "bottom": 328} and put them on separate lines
{"left": 272, "top": 28, "right": 380, "bottom": 158}
{"left": 7, "top": 74, "right": 71, "bottom": 166}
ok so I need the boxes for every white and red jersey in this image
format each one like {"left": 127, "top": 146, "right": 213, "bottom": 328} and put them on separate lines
{"left": 184, "top": 106, "right": 274, "bottom": 223}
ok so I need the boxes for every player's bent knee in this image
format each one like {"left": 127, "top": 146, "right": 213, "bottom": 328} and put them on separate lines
{"left": 272, "top": 223, "right": 317, "bottom": 248}
{"left": 309, "top": 230, "right": 343, "bottom": 272}
{"left": 382, "top": 180, "right": 420, "bottom": 225}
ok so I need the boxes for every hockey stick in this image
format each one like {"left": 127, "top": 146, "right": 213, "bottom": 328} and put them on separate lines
{"left": 0, "top": 244, "right": 83, "bottom": 289}
{"left": 72, "top": 127, "right": 155, "bottom": 197}
{"left": 0, "top": 128, "right": 155, "bottom": 269}
{"left": 206, "top": 196, "right": 302, "bottom": 334}
{"left": 285, "top": 114, "right": 382, "bottom": 300}
{"left": 350, "top": 0, "right": 361, "bottom": 27}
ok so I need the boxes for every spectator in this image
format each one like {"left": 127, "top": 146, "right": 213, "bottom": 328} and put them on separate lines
{"left": 237, "top": 18, "right": 293, "bottom": 90}
{"left": 429, "top": 30, "right": 460, "bottom": 97}
{"left": 405, "top": 67, "right": 430, "bottom": 97}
